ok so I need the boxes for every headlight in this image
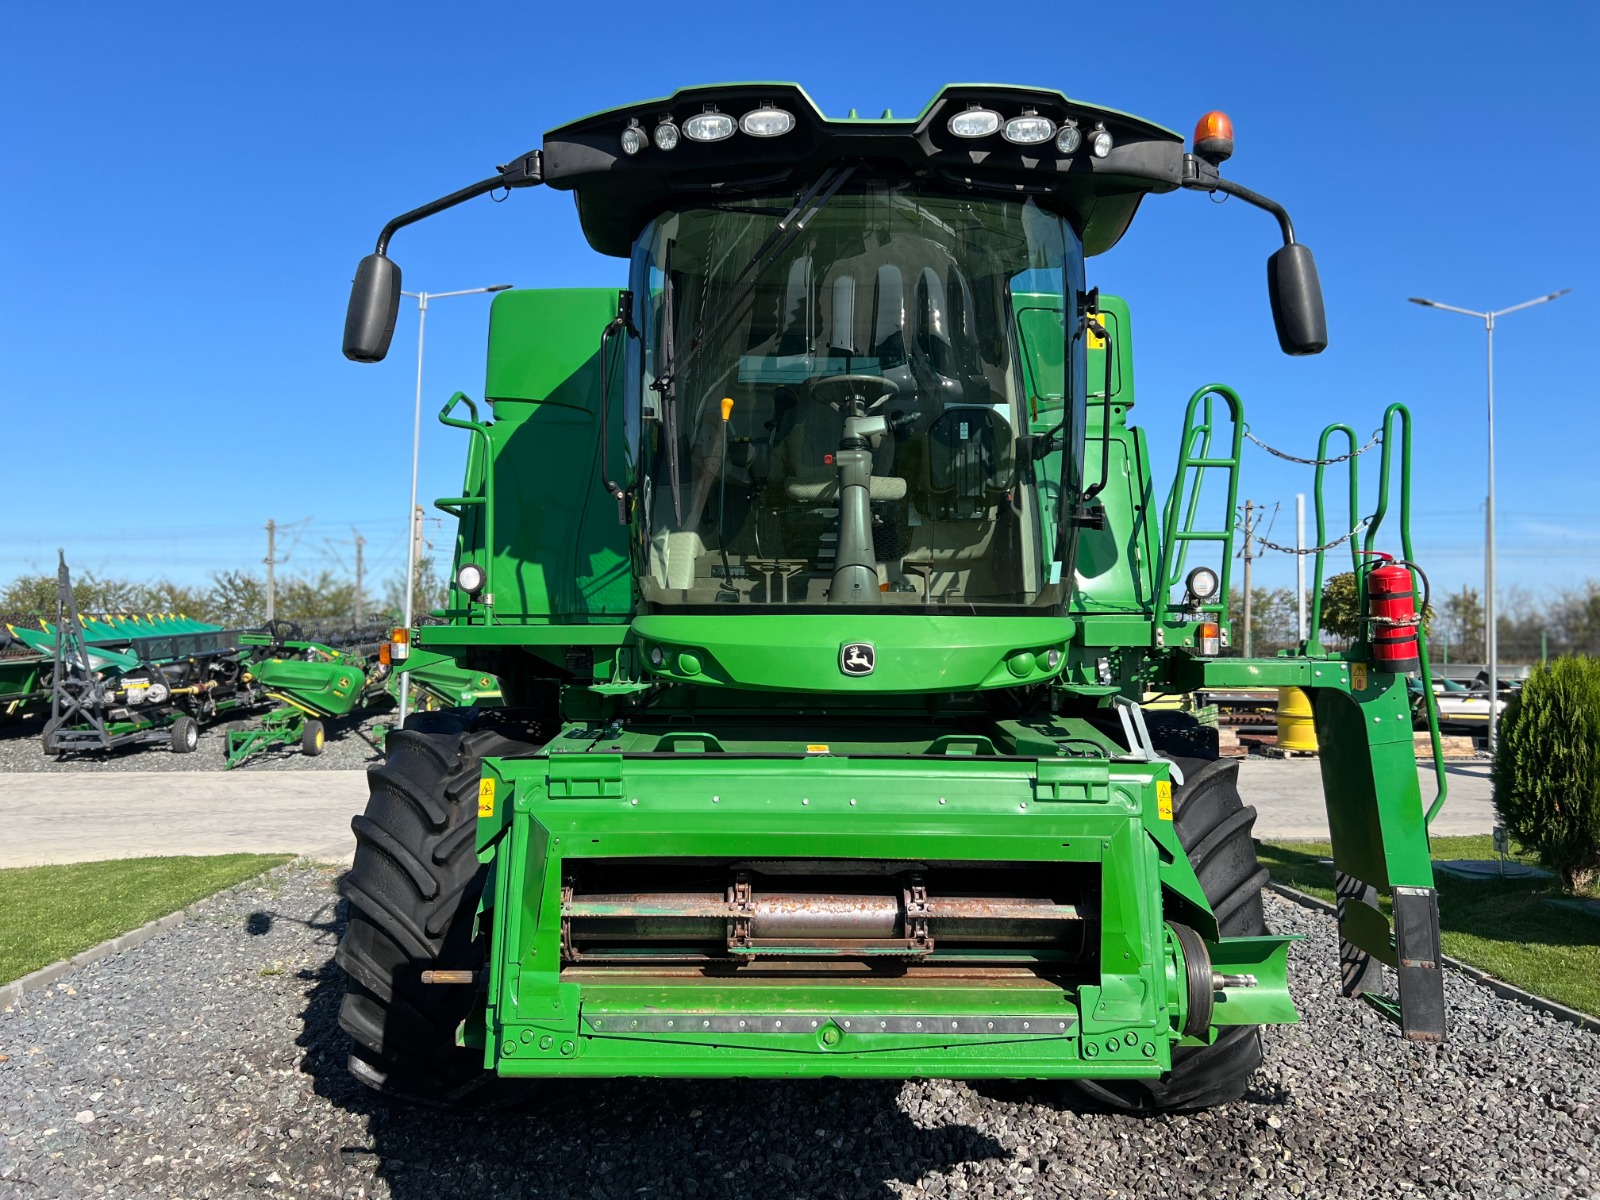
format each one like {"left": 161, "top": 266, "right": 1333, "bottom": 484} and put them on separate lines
{"left": 947, "top": 106, "right": 1001, "bottom": 138}
{"left": 457, "top": 563, "right": 487, "bottom": 595}
{"left": 653, "top": 120, "right": 680, "bottom": 151}
{"left": 619, "top": 121, "right": 646, "bottom": 156}
{"left": 1056, "top": 121, "right": 1081, "bottom": 154}
{"left": 1089, "top": 123, "right": 1114, "bottom": 158}
{"left": 739, "top": 107, "right": 794, "bottom": 137}
{"left": 684, "top": 111, "right": 735, "bottom": 142}
{"left": 1002, "top": 113, "right": 1056, "bottom": 146}
{"left": 1185, "top": 565, "right": 1220, "bottom": 602}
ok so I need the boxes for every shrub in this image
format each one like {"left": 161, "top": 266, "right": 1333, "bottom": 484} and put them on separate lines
{"left": 1492, "top": 656, "right": 1600, "bottom": 893}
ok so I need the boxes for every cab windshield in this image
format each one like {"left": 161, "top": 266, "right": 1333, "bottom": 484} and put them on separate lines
{"left": 630, "top": 178, "right": 1081, "bottom": 612}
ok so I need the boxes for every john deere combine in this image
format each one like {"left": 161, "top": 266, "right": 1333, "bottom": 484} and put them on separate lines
{"left": 335, "top": 84, "right": 1446, "bottom": 1110}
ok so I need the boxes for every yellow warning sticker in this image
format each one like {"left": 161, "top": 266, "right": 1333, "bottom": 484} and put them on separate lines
{"left": 806, "top": 744, "right": 831, "bottom": 755}
{"left": 1156, "top": 779, "right": 1173, "bottom": 821}
{"left": 478, "top": 778, "right": 496, "bottom": 818}
{"left": 1351, "top": 662, "right": 1368, "bottom": 692}
{"left": 1087, "top": 320, "right": 1106, "bottom": 350}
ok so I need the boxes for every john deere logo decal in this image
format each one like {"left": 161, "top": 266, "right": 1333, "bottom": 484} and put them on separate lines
{"left": 840, "top": 643, "right": 875, "bottom": 677}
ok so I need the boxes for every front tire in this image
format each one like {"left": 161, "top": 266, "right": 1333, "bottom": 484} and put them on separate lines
{"left": 169, "top": 715, "right": 198, "bottom": 754}
{"left": 334, "top": 709, "right": 534, "bottom": 1104}
{"left": 1070, "top": 753, "right": 1271, "bottom": 1112}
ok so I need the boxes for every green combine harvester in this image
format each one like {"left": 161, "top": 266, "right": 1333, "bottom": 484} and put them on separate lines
{"left": 335, "top": 84, "right": 1448, "bottom": 1110}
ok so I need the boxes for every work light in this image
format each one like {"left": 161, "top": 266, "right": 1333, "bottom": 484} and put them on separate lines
{"left": 1003, "top": 113, "right": 1055, "bottom": 145}
{"left": 684, "top": 110, "right": 736, "bottom": 142}
{"left": 619, "top": 121, "right": 646, "bottom": 156}
{"left": 1089, "top": 123, "right": 1114, "bottom": 158}
{"left": 739, "top": 107, "right": 795, "bottom": 137}
{"left": 1055, "top": 120, "right": 1081, "bottom": 154}
{"left": 947, "top": 106, "right": 1001, "bottom": 138}
{"left": 457, "top": 563, "right": 487, "bottom": 595}
{"left": 653, "top": 120, "right": 680, "bottom": 150}
{"left": 1185, "top": 565, "right": 1220, "bottom": 603}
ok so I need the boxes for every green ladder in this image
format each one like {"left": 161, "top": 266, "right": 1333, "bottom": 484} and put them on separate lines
{"left": 1152, "top": 384, "right": 1245, "bottom": 640}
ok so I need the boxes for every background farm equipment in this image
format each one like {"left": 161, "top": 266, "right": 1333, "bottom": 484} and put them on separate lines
{"left": 0, "top": 620, "right": 51, "bottom": 723}
{"left": 223, "top": 623, "right": 501, "bottom": 767}
{"left": 224, "top": 622, "right": 389, "bottom": 768}
{"left": 25, "top": 555, "right": 263, "bottom": 756}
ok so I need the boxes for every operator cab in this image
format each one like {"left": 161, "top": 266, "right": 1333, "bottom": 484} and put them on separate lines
{"left": 631, "top": 176, "right": 1082, "bottom": 613}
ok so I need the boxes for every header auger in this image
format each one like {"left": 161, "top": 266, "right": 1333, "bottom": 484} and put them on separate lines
{"left": 333, "top": 84, "right": 1444, "bottom": 1112}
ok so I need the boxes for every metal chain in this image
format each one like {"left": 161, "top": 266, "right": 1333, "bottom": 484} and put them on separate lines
{"left": 1248, "top": 519, "right": 1370, "bottom": 556}
{"left": 1243, "top": 428, "right": 1380, "bottom": 466}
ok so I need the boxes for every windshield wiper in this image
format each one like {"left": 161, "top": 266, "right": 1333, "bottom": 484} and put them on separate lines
{"left": 650, "top": 165, "right": 857, "bottom": 523}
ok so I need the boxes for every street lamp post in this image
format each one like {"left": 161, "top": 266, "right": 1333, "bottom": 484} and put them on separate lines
{"left": 397, "top": 284, "right": 512, "bottom": 725}
{"left": 1408, "top": 288, "right": 1570, "bottom": 752}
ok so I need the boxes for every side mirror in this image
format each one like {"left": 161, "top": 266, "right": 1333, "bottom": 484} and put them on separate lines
{"left": 343, "top": 254, "right": 402, "bottom": 362}
{"left": 1267, "top": 243, "right": 1327, "bottom": 356}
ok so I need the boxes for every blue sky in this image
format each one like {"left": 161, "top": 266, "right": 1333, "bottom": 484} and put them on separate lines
{"left": 3, "top": 2, "right": 1595, "bottom": 608}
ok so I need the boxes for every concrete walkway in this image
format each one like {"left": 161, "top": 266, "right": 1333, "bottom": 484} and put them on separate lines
{"left": 1238, "top": 758, "right": 1494, "bottom": 840}
{"left": 0, "top": 759, "right": 1495, "bottom": 868}
{"left": 0, "top": 771, "right": 370, "bottom": 867}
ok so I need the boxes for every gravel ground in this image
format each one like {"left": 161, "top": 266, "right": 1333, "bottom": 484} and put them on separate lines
{"left": 1, "top": 869, "right": 1595, "bottom": 1200}
{"left": 0, "top": 712, "right": 388, "bottom": 774}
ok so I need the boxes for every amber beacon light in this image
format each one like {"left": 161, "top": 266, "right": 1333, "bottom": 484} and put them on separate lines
{"left": 1192, "top": 110, "right": 1234, "bottom": 165}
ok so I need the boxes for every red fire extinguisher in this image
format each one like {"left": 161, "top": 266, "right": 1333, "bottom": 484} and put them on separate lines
{"left": 1362, "top": 553, "right": 1428, "bottom": 674}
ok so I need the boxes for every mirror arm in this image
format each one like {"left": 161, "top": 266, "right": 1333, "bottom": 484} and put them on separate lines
{"left": 1180, "top": 155, "right": 1296, "bottom": 246}
{"left": 373, "top": 149, "right": 544, "bottom": 256}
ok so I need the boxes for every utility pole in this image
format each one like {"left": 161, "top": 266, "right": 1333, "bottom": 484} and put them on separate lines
{"left": 1240, "top": 500, "right": 1255, "bottom": 658}
{"left": 264, "top": 519, "right": 277, "bottom": 622}
{"left": 353, "top": 527, "right": 366, "bottom": 624}
{"left": 1295, "top": 493, "right": 1307, "bottom": 644}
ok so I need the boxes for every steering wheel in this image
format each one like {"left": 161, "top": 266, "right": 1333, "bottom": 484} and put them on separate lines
{"left": 805, "top": 374, "right": 900, "bottom": 414}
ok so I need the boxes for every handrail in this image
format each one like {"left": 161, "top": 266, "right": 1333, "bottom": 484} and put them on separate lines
{"left": 1375, "top": 403, "right": 1448, "bottom": 825}
{"left": 1153, "top": 384, "right": 1244, "bottom": 637}
{"left": 1306, "top": 424, "right": 1358, "bottom": 656}
{"left": 437, "top": 392, "right": 496, "bottom": 625}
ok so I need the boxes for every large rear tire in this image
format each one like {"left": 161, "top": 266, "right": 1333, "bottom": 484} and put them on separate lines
{"left": 1070, "top": 750, "right": 1271, "bottom": 1113}
{"left": 334, "top": 708, "right": 538, "bottom": 1105}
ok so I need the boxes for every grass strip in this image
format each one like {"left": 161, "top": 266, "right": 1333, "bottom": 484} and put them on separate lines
{"left": 1258, "top": 835, "right": 1600, "bottom": 1018}
{"left": 0, "top": 854, "right": 292, "bottom": 985}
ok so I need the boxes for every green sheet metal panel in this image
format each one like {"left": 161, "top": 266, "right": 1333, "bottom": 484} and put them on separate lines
{"left": 458, "top": 288, "right": 632, "bottom": 623}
